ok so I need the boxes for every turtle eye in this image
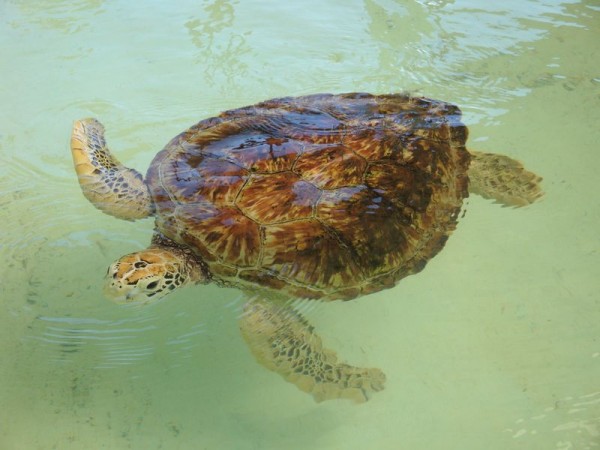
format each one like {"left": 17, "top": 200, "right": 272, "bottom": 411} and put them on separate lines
{"left": 146, "top": 281, "right": 159, "bottom": 290}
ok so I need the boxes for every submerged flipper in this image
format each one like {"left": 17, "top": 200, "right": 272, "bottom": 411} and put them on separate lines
{"left": 239, "top": 298, "right": 385, "bottom": 403}
{"left": 70, "top": 118, "right": 153, "bottom": 220}
{"left": 468, "top": 151, "right": 543, "bottom": 207}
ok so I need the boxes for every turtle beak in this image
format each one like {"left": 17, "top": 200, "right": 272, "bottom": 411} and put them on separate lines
{"left": 103, "top": 279, "right": 128, "bottom": 304}
{"left": 103, "top": 272, "right": 167, "bottom": 306}
{"left": 103, "top": 282, "right": 150, "bottom": 306}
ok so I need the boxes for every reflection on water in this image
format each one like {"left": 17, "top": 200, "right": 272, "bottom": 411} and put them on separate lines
{"left": 366, "top": 0, "right": 597, "bottom": 120}
{"left": 185, "top": 0, "right": 250, "bottom": 87}
{"left": 504, "top": 391, "right": 600, "bottom": 441}
{"left": 34, "top": 315, "right": 159, "bottom": 368}
{"left": 8, "top": 0, "right": 105, "bottom": 33}
{"left": 1, "top": 0, "right": 599, "bottom": 449}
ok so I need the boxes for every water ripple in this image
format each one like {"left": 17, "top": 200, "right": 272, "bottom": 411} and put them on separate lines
{"left": 26, "top": 303, "right": 215, "bottom": 370}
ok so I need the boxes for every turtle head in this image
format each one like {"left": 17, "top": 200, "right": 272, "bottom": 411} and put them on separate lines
{"left": 104, "top": 247, "right": 204, "bottom": 305}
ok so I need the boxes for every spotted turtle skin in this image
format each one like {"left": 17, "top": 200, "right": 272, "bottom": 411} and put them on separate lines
{"left": 145, "top": 93, "right": 470, "bottom": 300}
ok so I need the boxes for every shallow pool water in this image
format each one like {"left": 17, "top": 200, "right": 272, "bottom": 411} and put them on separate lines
{"left": 1, "top": 1, "right": 599, "bottom": 449}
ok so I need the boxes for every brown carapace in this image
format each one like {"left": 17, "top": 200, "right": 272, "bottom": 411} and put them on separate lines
{"left": 148, "top": 93, "right": 471, "bottom": 300}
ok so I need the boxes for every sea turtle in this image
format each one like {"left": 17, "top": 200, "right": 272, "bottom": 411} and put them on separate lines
{"left": 70, "top": 93, "right": 542, "bottom": 403}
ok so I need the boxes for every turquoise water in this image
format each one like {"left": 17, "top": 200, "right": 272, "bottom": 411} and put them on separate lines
{"left": 1, "top": 0, "right": 599, "bottom": 448}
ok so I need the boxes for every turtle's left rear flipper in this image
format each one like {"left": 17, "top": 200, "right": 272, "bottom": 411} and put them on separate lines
{"left": 239, "top": 298, "right": 385, "bottom": 403}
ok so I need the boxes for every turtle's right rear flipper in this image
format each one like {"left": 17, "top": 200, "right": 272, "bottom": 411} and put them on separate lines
{"left": 468, "top": 151, "right": 543, "bottom": 207}
{"left": 239, "top": 298, "right": 385, "bottom": 403}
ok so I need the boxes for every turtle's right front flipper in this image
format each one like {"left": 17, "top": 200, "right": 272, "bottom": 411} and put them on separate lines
{"left": 239, "top": 298, "right": 386, "bottom": 403}
{"left": 70, "top": 118, "right": 153, "bottom": 220}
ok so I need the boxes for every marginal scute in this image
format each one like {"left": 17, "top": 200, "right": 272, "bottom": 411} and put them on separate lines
{"left": 238, "top": 269, "right": 289, "bottom": 291}
{"left": 208, "top": 262, "right": 238, "bottom": 279}
{"left": 147, "top": 93, "right": 471, "bottom": 300}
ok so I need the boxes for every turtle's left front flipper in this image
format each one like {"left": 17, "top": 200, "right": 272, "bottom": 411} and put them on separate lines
{"left": 239, "top": 298, "right": 385, "bottom": 403}
{"left": 70, "top": 118, "right": 153, "bottom": 220}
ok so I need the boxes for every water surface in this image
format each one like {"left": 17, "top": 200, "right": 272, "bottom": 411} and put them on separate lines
{"left": 1, "top": 1, "right": 599, "bottom": 449}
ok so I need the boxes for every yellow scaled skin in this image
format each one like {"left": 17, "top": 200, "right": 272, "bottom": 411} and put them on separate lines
{"left": 71, "top": 118, "right": 153, "bottom": 221}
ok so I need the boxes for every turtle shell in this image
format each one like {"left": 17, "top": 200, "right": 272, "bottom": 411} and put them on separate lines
{"left": 146, "top": 93, "right": 470, "bottom": 300}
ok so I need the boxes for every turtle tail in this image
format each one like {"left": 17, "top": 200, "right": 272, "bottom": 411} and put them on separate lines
{"left": 70, "top": 118, "right": 154, "bottom": 220}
